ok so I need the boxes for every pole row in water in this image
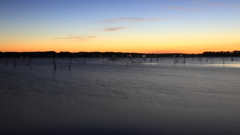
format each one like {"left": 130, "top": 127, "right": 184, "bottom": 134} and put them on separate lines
{"left": 1, "top": 57, "right": 239, "bottom": 70}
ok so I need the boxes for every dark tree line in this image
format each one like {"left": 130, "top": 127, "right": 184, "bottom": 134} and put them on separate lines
{"left": 202, "top": 50, "right": 240, "bottom": 57}
{"left": 0, "top": 50, "right": 240, "bottom": 58}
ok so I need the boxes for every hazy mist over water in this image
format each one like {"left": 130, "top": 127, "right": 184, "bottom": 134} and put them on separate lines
{"left": 1, "top": 58, "right": 240, "bottom": 135}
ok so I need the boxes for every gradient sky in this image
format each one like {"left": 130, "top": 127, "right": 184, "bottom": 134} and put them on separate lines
{"left": 1, "top": 0, "right": 240, "bottom": 53}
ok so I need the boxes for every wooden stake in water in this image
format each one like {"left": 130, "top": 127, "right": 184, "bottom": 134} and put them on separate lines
{"left": 14, "top": 57, "right": 17, "bottom": 67}
{"left": 5, "top": 58, "right": 7, "bottom": 65}
{"left": 29, "top": 57, "right": 32, "bottom": 70}
{"left": 69, "top": 57, "right": 72, "bottom": 70}
{"left": 29, "top": 57, "right": 32, "bottom": 66}
{"left": 53, "top": 57, "right": 57, "bottom": 70}
{"left": 174, "top": 57, "right": 178, "bottom": 64}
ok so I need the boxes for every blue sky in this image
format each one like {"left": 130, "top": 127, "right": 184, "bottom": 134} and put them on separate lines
{"left": 1, "top": 0, "right": 240, "bottom": 53}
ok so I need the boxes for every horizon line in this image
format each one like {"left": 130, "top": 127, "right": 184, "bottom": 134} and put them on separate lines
{"left": 1, "top": 50, "right": 240, "bottom": 55}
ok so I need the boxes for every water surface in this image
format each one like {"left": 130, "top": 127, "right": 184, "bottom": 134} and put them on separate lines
{"left": 0, "top": 58, "right": 240, "bottom": 135}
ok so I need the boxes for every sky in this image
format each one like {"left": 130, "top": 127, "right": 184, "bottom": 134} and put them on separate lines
{"left": 0, "top": 0, "right": 240, "bottom": 53}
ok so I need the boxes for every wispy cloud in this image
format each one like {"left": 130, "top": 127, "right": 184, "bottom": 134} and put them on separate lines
{"left": 194, "top": 1, "right": 228, "bottom": 7}
{"left": 194, "top": 0, "right": 204, "bottom": 5}
{"left": 205, "top": 3, "right": 227, "bottom": 7}
{"left": 167, "top": 6, "right": 203, "bottom": 11}
{"left": 101, "top": 17, "right": 170, "bottom": 23}
{"left": 148, "top": 50, "right": 187, "bottom": 54}
{"left": 104, "top": 26, "right": 127, "bottom": 32}
{"left": 53, "top": 34, "right": 96, "bottom": 42}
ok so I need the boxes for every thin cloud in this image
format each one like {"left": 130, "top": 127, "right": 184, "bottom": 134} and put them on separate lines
{"left": 53, "top": 35, "right": 97, "bottom": 42}
{"left": 104, "top": 26, "right": 127, "bottom": 32}
{"left": 194, "top": 1, "right": 228, "bottom": 7}
{"left": 148, "top": 50, "right": 187, "bottom": 54}
{"left": 101, "top": 17, "right": 170, "bottom": 23}
{"left": 168, "top": 6, "right": 203, "bottom": 11}
{"left": 205, "top": 3, "right": 227, "bottom": 7}
{"left": 194, "top": 0, "right": 204, "bottom": 5}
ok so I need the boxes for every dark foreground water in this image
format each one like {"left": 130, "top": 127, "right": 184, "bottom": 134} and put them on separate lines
{"left": 0, "top": 58, "right": 240, "bottom": 135}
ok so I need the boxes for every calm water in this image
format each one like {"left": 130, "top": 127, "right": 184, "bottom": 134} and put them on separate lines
{"left": 0, "top": 58, "right": 240, "bottom": 135}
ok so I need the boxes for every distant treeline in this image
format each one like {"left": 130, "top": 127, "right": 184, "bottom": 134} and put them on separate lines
{"left": 0, "top": 51, "right": 240, "bottom": 58}
{"left": 202, "top": 51, "right": 240, "bottom": 57}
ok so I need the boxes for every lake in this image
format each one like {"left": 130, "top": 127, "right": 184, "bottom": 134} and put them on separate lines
{"left": 0, "top": 57, "right": 240, "bottom": 135}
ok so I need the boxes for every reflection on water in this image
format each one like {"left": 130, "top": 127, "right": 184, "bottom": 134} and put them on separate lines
{"left": 0, "top": 58, "right": 240, "bottom": 135}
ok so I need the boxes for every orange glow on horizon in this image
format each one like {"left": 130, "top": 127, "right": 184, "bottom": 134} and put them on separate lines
{"left": 1, "top": 47, "right": 240, "bottom": 54}
{"left": 1, "top": 34, "right": 239, "bottom": 54}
